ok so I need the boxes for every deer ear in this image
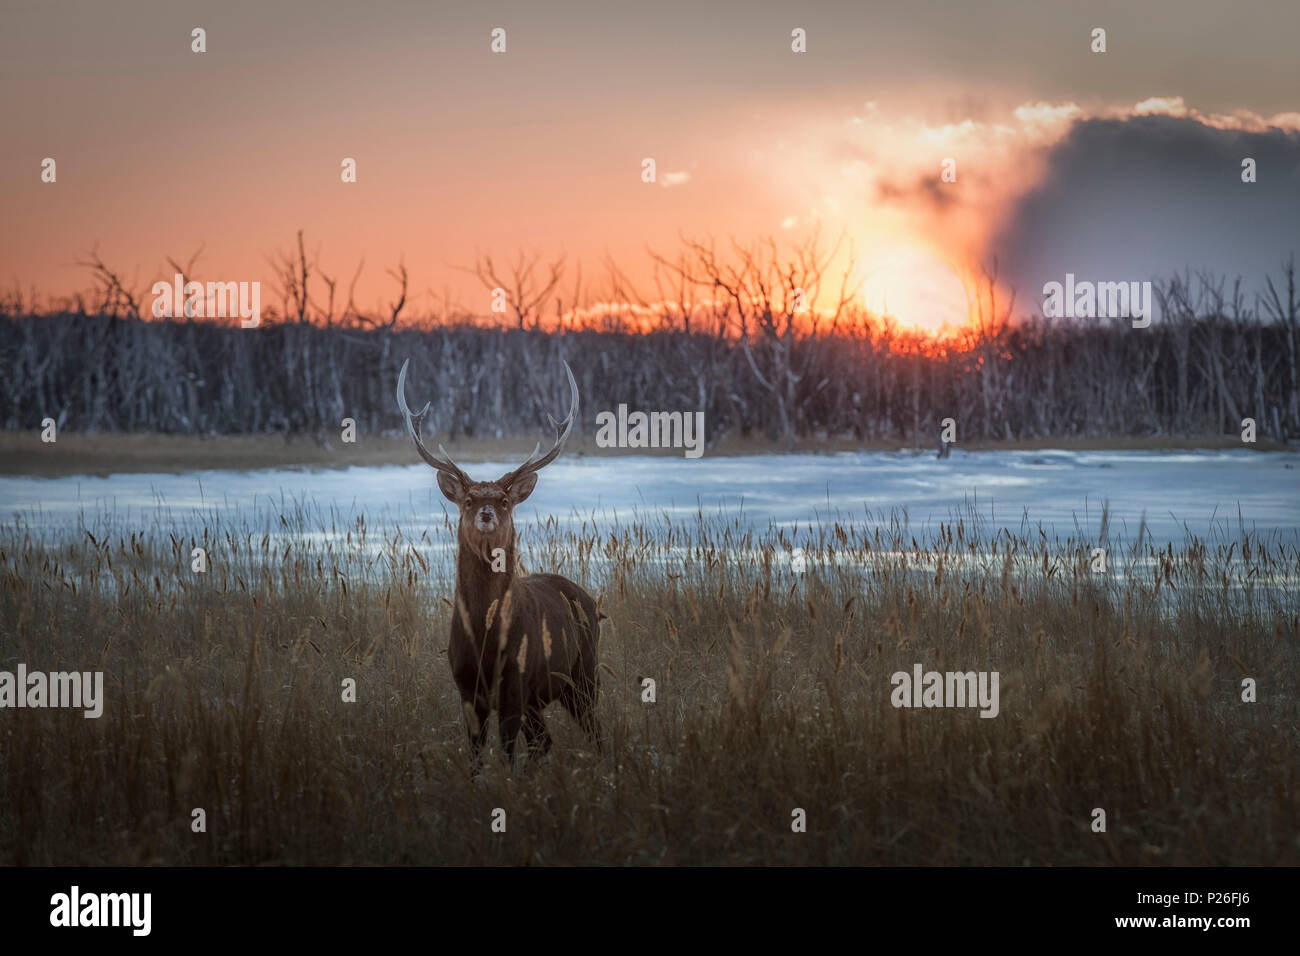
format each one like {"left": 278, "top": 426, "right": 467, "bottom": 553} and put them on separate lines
{"left": 436, "top": 471, "right": 465, "bottom": 503}
{"left": 504, "top": 471, "right": 538, "bottom": 505}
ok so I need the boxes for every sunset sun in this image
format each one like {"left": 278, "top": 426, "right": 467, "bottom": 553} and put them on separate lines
{"left": 856, "top": 245, "right": 970, "bottom": 333}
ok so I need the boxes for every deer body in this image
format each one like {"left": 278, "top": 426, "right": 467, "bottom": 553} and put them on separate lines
{"left": 398, "top": 359, "right": 601, "bottom": 768}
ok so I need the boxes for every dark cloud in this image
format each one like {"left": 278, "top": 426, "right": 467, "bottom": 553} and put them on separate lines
{"left": 880, "top": 173, "right": 955, "bottom": 210}
{"left": 991, "top": 115, "right": 1300, "bottom": 309}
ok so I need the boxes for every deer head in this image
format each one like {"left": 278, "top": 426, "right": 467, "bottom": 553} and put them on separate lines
{"left": 395, "top": 358, "right": 579, "bottom": 561}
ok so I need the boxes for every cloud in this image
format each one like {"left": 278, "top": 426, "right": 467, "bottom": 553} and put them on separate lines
{"left": 753, "top": 95, "right": 1299, "bottom": 319}
{"left": 876, "top": 173, "right": 961, "bottom": 212}
{"left": 1133, "top": 96, "right": 1190, "bottom": 117}
{"left": 989, "top": 114, "right": 1300, "bottom": 307}
{"left": 919, "top": 119, "right": 979, "bottom": 144}
{"left": 1122, "top": 96, "right": 1300, "bottom": 132}
{"left": 1013, "top": 102, "right": 1082, "bottom": 126}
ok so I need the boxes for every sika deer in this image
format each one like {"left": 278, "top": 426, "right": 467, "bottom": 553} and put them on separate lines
{"left": 396, "top": 358, "right": 602, "bottom": 769}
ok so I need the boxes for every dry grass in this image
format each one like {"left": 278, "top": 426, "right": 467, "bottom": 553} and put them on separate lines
{"left": 0, "top": 430, "right": 1288, "bottom": 477}
{"left": 0, "top": 502, "right": 1296, "bottom": 865}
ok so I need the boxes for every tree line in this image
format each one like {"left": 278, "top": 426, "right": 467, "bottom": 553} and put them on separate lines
{"left": 1, "top": 239, "right": 1296, "bottom": 448}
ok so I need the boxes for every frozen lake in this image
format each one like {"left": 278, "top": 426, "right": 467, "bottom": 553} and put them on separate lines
{"left": 1, "top": 449, "right": 1297, "bottom": 549}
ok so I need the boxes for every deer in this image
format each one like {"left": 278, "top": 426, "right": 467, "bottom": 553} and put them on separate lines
{"left": 396, "top": 358, "right": 603, "bottom": 770}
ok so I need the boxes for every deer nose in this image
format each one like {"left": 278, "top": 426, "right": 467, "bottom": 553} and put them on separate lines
{"left": 477, "top": 506, "right": 495, "bottom": 524}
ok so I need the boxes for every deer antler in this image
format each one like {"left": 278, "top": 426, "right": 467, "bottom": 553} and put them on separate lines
{"left": 499, "top": 360, "right": 579, "bottom": 485}
{"left": 396, "top": 358, "right": 470, "bottom": 483}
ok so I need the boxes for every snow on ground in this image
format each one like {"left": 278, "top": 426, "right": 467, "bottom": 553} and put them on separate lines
{"left": 1, "top": 449, "right": 1296, "bottom": 549}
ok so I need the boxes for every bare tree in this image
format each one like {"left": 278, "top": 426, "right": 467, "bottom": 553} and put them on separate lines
{"left": 962, "top": 259, "right": 1017, "bottom": 439}
{"left": 1261, "top": 256, "right": 1298, "bottom": 438}
{"left": 468, "top": 250, "right": 567, "bottom": 329}
{"left": 267, "top": 229, "right": 325, "bottom": 324}
{"left": 654, "top": 230, "right": 856, "bottom": 451}
{"left": 163, "top": 245, "right": 205, "bottom": 317}
{"left": 78, "top": 245, "right": 143, "bottom": 318}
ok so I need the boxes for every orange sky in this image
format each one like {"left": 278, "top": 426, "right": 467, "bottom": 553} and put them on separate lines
{"left": 2, "top": 1, "right": 1297, "bottom": 331}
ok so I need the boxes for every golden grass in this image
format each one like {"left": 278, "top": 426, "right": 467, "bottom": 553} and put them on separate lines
{"left": 0, "top": 503, "right": 1296, "bottom": 865}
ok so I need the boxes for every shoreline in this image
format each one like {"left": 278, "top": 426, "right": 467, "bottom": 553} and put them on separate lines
{"left": 0, "top": 430, "right": 1290, "bottom": 478}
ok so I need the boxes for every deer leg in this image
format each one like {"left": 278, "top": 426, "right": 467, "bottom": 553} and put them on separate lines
{"left": 461, "top": 694, "right": 491, "bottom": 774}
{"left": 577, "top": 703, "right": 604, "bottom": 755}
{"left": 561, "top": 682, "right": 603, "bottom": 755}
{"left": 522, "top": 708, "right": 553, "bottom": 759}
{"left": 498, "top": 676, "right": 524, "bottom": 770}
{"left": 578, "top": 666, "right": 604, "bottom": 753}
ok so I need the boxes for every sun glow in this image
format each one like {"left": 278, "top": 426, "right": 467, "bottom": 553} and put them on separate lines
{"left": 856, "top": 245, "right": 971, "bottom": 333}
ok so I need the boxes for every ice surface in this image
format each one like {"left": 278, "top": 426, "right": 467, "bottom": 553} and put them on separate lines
{"left": 2, "top": 449, "right": 1296, "bottom": 549}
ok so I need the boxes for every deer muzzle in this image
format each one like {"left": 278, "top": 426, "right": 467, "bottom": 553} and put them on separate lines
{"left": 475, "top": 506, "right": 498, "bottom": 532}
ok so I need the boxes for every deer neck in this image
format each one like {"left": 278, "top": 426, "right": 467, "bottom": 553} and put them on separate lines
{"left": 454, "top": 530, "right": 516, "bottom": 638}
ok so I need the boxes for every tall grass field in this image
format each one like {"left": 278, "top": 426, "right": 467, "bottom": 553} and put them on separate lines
{"left": 2, "top": 500, "right": 1295, "bottom": 865}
